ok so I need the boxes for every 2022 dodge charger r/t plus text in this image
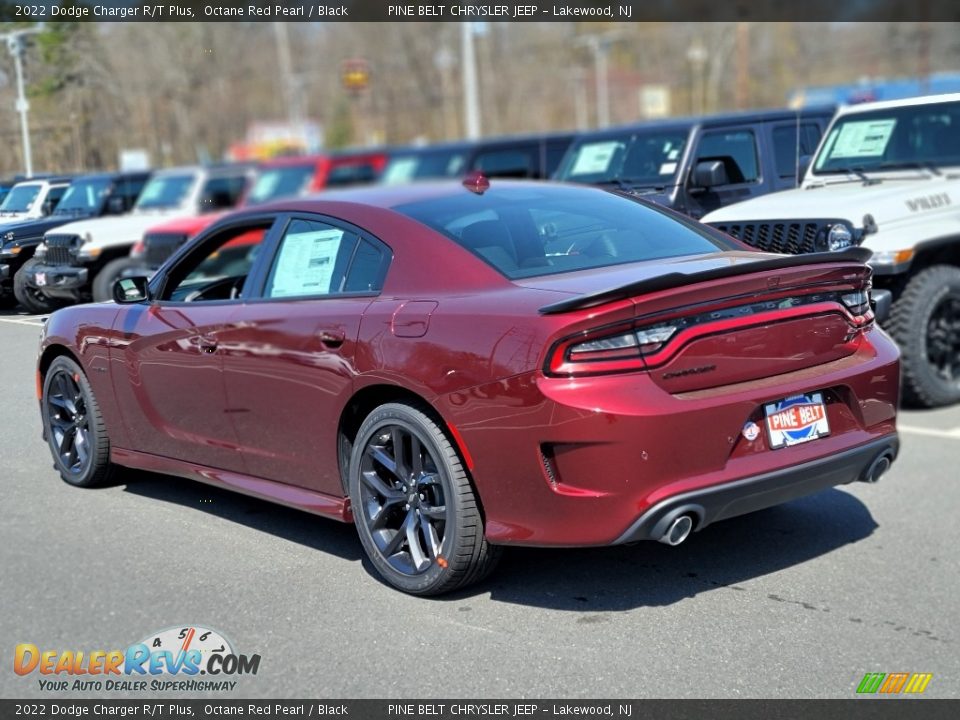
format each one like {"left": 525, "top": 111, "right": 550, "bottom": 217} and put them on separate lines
{"left": 36, "top": 180, "right": 901, "bottom": 595}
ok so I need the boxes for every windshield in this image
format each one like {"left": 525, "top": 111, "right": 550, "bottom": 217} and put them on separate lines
{"left": 135, "top": 174, "right": 196, "bottom": 210}
{"left": 247, "top": 164, "right": 315, "bottom": 204}
{"left": 381, "top": 149, "right": 468, "bottom": 184}
{"left": 396, "top": 185, "right": 729, "bottom": 280}
{"left": 55, "top": 178, "right": 112, "bottom": 214}
{"left": 554, "top": 130, "right": 690, "bottom": 186}
{"left": 0, "top": 184, "right": 41, "bottom": 213}
{"left": 814, "top": 100, "right": 960, "bottom": 174}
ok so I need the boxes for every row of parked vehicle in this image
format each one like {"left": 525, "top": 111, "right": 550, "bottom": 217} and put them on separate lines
{"left": 4, "top": 94, "right": 960, "bottom": 406}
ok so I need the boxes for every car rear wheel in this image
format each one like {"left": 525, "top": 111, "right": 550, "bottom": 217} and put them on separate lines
{"left": 349, "top": 402, "right": 501, "bottom": 595}
{"left": 41, "top": 356, "right": 116, "bottom": 487}
{"left": 888, "top": 265, "right": 960, "bottom": 408}
{"left": 13, "top": 260, "right": 66, "bottom": 314}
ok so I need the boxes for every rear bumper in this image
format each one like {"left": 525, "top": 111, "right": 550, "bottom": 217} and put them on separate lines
{"left": 22, "top": 262, "right": 88, "bottom": 299}
{"left": 615, "top": 434, "right": 898, "bottom": 544}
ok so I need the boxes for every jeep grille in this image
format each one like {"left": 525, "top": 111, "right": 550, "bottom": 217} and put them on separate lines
{"left": 709, "top": 221, "right": 828, "bottom": 254}
{"left": 44, "top": 234, "right": 81, "bottom": 266}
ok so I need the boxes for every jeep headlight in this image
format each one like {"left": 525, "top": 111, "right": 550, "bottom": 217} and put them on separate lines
{"left": 77, "top": 245, "right": 102, "bottom": 261}
{"left": 827, "top": 224, "right": 853, "bottom": 252}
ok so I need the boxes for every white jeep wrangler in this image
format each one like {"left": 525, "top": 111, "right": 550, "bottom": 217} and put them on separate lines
{"left": 704, "top": 93, "right": 960, "bottom": 407}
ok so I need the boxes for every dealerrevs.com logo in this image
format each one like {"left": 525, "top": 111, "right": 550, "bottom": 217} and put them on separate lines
{"left": 14, "top": 625, "right": 260, "bottom": 692}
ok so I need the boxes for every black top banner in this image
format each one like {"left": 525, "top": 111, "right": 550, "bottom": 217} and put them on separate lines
{"left": 2, "top": 0, "right": 960, "bottom": 22}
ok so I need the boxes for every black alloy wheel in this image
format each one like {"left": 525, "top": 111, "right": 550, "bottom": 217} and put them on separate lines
{"left": 349, "top": 402, "right": 501, "bottom": 595}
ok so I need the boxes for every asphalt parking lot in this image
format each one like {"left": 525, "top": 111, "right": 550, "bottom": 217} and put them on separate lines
{"left": 1, "top": 309, "right": 958, "bottom": 699}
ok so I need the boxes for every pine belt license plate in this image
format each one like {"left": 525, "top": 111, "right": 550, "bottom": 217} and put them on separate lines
{"left": 35, "top": 272, "right": 46, "bottom": 286}
{"left": 764, "top": 392, "right": 830, "bottom": 449}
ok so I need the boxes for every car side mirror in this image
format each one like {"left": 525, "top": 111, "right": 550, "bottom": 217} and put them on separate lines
{"left": 691, "top": 160, "right": 730, "bottom": 189}
{"left": 107, "top": 196, "right": 127, "bottom": 215}
{"left": 113, "top": 276, "right": 150, "bottom": 304}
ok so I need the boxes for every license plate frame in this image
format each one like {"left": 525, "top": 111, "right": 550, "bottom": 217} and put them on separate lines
{"left": 764, "top": 392, "right": 830, "bottom": 449}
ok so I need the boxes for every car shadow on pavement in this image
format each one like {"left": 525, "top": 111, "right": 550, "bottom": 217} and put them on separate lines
{"left": 119, "top": 470, "right": 363, "bottom": 562}
{"left": 476, "top": 488, "right": 877, "bottom": 610}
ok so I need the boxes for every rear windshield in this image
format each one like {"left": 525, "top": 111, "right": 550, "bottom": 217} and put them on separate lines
{"left": 554, "top": 129, "right": 690, "bottom": 186}
{"left": 395, "top": 185, "right": 729, "bottom": 279}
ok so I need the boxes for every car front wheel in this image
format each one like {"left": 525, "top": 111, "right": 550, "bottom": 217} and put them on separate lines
{"left": 888, "top": 264, "right": 960, "bottom": 407}
{"left": 349, "top": 402, "right": 501, "bottom": 595}
{"left": 41, "top": 356, "right": 116, "bottom": 487}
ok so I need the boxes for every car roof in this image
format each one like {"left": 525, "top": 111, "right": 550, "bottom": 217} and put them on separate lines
{"left": 570, "top": 106, "right": 836, "bottom": 141}
{"left": 70, "top": 171, "right": 152, "bottom": 182}
{"left": 833, "top": 92, "right": 960, "bottom": 115}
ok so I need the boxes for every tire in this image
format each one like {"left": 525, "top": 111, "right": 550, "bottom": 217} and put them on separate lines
{"left": 41, "top": 355, "right": 117, "bottom": 488}
{"left": 348, "top": 402, "right": 501, "bottom": 596}
{"left": 92, "top": 256, "right": 139, "bottom": 303}
{"left": 887, "top": 264, "right": 960, "bottom": 408}
{"left": 13, "top": 259, "right": 67, "bottom": 314}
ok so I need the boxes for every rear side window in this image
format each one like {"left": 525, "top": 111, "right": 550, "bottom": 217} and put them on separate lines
{"left": 696, "top": 129, "right": 759, "bottom": 183}
{"left": 772, "top": 123, "right": 823, "bottom": 178}
{"left": 396, "top": 185, "right": 730, "bottom": 280}
{"left": 264, "top": 219, "right": 387, "bottom": 298}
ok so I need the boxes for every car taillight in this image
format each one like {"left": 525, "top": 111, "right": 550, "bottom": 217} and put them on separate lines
{"left": 549, "top": 323, "right": 678, "bottom": 376}
{"left": 840, "top": 288, "right": 874, "bottom": 326}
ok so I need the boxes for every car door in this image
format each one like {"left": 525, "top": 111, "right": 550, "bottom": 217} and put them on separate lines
{"left": 686, "top": 126, "right": 762, "bottom": 219}
{"left": 110, "top": 216, "right": 278, "bottom": 473}
{"left": 216, "top": 214, "right": 391, "bottom": 495}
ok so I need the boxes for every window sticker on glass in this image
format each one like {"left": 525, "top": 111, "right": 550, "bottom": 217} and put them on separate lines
{"left": 830, "top": 119, "right": 897, "bottom": 159}
{"left": 570, "top": 141, "right": 620, "bottom": 175}
{"left": 269, "top": 228, "right": 344, "bottom": 297}
{"left": 659, "top": 162, "right": 678, "bottom": 175}
{"left": 667, "top": 148, "right": 680, "bottom": 160}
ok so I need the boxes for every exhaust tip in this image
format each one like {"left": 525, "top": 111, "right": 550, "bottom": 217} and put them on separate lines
{"left": 659, "top": 514, "right": 694, "bottom": 546}
{"left": 862, "top": 452, "right": 893, "bottom": 484}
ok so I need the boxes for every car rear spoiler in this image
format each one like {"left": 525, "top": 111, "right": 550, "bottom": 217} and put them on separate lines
{"left": 538, "top": 247, "right": 873, "bottom": 315}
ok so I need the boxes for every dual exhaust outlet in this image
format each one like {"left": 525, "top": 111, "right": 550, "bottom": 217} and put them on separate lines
{"left": 655, "top": 449, "right": 895, "bottom": 546}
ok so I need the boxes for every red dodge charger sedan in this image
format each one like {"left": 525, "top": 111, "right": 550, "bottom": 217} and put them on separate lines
{"left": 37, "top": 180, "right": 900, "bottom": 595}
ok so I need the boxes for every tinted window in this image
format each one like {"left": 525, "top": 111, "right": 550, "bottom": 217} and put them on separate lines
{"left": 200, "top": 175, "right": 247, "bottom": 212}
{"left": 381, "top": 149, "right": 468, "bottom": 184}
{"left": 163, "top": 223, "right": 270, "bottom": 302}
{"left": 44, "top": 186, "right": 68, "bottom": 213}
{"left": 326, "top": 162, "right": 378, "bottom": 188}
{"left": 396, "top": 185, "right": 729, "bottom": 280}
{"left": 120, "top": 177, "right": 149, "bottom": 206}
{"left": 814, "top": 100, "right": 960, "bottom": 174}
{"left": 343, "top": 240, "right": 387, "bottom": 293}
{"left": 471, "top": 148, "right": 534, "bottom": 178}
{"left": 773, "top": 123, "right": 823, "bottom": 178}
{"left": 696, "top": 130, "right": 759, "bottom": 183}
{"left": 555, "top": 131, "right": 689, "bottom": 185}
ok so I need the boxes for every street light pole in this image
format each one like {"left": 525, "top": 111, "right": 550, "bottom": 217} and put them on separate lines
{"left": 3, "top": 25, "right": 45, "bottom": 178}
{"left": 461, "top": 22, "right": 481, "bottom": 140}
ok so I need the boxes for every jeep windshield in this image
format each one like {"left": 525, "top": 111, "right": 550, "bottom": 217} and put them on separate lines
{"left": 135, "top": 174, "right": 196, "bottom": 210}
{"left": 0, "top": 184, "right": 41, "bottom": 213}
{"left": 54, "top": 178, "right": 112, "bottom": 215}
{"left": 813, "top": 100, "right": 960, "bottom": 175}
{"left": 381, "top": 148, "right": 469, "bottom": 184}
{"left": 554, "top": 130, "right": 690, "bottom": 187}
{"left": 247, "top": 164, "right": 314, "bottom": 205}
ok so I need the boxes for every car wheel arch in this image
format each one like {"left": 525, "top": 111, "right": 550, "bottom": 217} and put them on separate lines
{"left": 38, "top": 344, "right": 83, "bottom": 385}
{"left": 337, "top": 383, "right": 479, "bottom": 504}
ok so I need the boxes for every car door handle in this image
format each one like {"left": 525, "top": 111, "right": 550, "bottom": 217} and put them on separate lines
{"left": 318, "top": 330, "right": 346, "bottom": 349}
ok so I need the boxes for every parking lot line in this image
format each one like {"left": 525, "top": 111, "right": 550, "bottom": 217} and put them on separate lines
{"left": 898, "top": 424, "right": 960, "bottom": 440}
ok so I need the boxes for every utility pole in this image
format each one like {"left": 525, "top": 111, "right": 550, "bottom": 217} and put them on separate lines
{"left": 575, "top": 29, "right": 628, "bottom": 130}
{"left": 273, "top": 22, "right": 304, "bottom": 126}
{"left": 461, "top": 22, "right": 481, "bottom": 140}
{"left": 2, "top": 25, "right": 45, "bottom": 178}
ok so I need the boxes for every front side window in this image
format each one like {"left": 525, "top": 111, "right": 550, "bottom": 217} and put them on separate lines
{"left": 772, "top": 123, "right": 823, "bottom": 178}
{"left": 247, "top": 165, "right": 315, "bottom": 204}
{"left": 199, "top": 175, "right": 248, "bottom": 212}
{"left": 813, "top": 100, "right": 960, "bottom": 174}
{"left": 396, "top": 185, "right": 731, "bottom": 280}
{"left": 263, "top": 219, "right": 387, "bottom": 299}
{"left": 695, "top": 129, "right": 759, "bottom": 184}
{"left": 162, "top": 222, "right": 270, "bottom": 302}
